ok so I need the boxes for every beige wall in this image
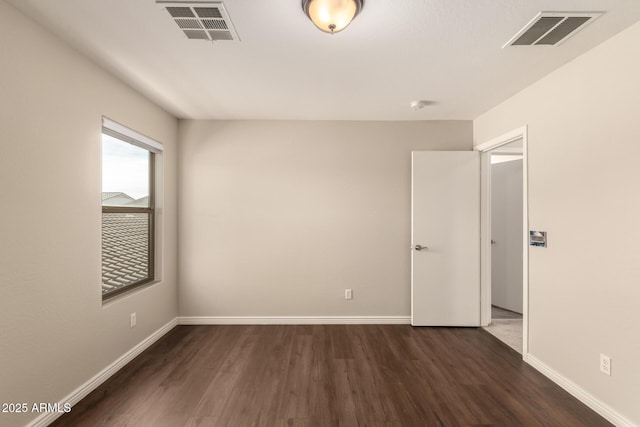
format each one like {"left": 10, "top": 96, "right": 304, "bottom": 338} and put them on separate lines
{"left": 0, "top": 2, "right": 178, "bottom": 426}
{"left": 178, "top": 120, "right": 472, "bottom": 317}
{"left": 475, "top": 21, "right": 640, "bottom": 425}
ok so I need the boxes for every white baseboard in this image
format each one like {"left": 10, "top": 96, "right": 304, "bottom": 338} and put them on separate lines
{"left": 525, "top": 354, "right": 636, "bottom": 427}
{"left": 27, "top": 318, "right": 178, "bottom": 427}
{"left": 177, "top": 316, "right": 411, "bottom": 325}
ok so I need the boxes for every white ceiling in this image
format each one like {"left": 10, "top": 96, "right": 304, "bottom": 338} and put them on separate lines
{"left": 7, "top": 0, "right": 640, "bottom": 120}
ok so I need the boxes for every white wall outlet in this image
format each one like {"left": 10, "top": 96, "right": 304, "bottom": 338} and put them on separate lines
{"left": 345, "top": 289, "right": 352, "bottom": 300}
{"left": 130, "top": 313, "right": 137, "bottom": 328}
{"left": 600, "top": 354, "right": 611, "bottom": 376}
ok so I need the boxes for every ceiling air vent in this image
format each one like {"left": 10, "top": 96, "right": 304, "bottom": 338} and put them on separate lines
{"left": 504, "top": 12, "right": 601, "bottom": 47}
{"left": 157, "top": 1, "right": 240, "bottom": 41}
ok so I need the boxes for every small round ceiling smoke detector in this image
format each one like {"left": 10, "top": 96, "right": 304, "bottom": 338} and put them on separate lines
{"left": 410, "top": 100, "right": 427, "bottom": 111}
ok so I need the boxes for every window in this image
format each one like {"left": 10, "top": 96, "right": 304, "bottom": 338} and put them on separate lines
{"left": 101, "top": 118, "right": 162, "bottom": 300}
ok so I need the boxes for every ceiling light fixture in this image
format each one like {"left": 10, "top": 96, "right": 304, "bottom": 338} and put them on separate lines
{"left": 302, "top": 0, "right": 363, "bottom": 34}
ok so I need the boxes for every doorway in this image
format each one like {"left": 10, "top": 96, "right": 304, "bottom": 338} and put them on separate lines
{"left": 485, "top": 142, "right": 523, "bottom": 352}
{"left": 476, "top": 126, "right": 529, "bottom": 357}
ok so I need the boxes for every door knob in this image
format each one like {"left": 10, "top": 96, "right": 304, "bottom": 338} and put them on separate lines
{"left": 414, "top": 244, "right": 428, "bottom": 251}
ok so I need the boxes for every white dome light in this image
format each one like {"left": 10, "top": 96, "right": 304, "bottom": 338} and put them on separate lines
{"left": 302, "top": 0, "right": 363, "bottom": 34}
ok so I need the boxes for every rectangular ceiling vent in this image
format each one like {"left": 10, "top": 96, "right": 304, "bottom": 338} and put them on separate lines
{"left": 504, "top": 12, "right": 601, "bottom": 48}
{"left": 157, "top": 1, "right": 240, "bottom": 42}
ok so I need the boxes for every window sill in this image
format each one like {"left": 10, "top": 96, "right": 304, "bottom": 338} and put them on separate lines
{"left": 102, "top": 279, "right": 161, "bottom": 307}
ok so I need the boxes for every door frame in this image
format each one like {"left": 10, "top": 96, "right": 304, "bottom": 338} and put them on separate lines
{"left": 476, "top": 125, "right": 529, "bottom": 357}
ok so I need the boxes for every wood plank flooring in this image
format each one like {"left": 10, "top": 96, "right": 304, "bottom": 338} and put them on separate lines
{"left": 50, "top": 325, "right": 611, "bottom": 426}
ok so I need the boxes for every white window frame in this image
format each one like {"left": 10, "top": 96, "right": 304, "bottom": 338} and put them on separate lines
{"left": 101, "top": 117, "right": 163, "bottom": 300}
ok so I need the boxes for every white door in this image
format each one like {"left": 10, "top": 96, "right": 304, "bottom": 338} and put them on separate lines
{"left": 411, "top": 151, "right": 480, "bottom": 326}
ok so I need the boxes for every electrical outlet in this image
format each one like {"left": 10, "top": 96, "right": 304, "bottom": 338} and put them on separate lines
{"left": 130, "top": 313, "right": 137, "bottom": 328}
{"left": 345, "top": 289, "right": 352, "bottom": 300}
{"left": 600, "top": 354, "right": 611, "bottom": 376}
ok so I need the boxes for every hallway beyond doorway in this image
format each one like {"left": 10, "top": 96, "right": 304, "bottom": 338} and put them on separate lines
{"left": 484, "top": 305, "right": 523, "bottom": 354}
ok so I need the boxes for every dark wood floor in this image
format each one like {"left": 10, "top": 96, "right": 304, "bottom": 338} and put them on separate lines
{"left": 51, "top": 325, "right": 611, "bottom": 427}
